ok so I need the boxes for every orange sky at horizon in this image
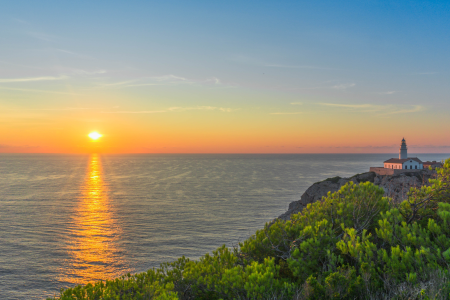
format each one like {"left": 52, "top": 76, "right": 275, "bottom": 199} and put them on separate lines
{"left": 1, "top": 101, "right": 449, "bottom": 154}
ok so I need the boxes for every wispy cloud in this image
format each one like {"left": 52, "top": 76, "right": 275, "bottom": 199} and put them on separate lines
{"left": 263, "top": 63, "right": 338, "bottom": 70}
{"left": 14, "top": 18, "right": 59, "bottom": 42}
{"left": 94, "top": 80, "right": 136, "bottom": 88}
{"left": 92, "top": 74, "right": 224, "bottom": 90}
{"left": 101, "top": 106, "right": 237, "bottom": 114}
{"left": 12, "top": 17, "right": 29, "bottom": 24}
{"left": 319, "top": 103, "right": 376, "bottom": 109}
{"left": 289, "top": 82, "right": 356, "bottom": 91}
{"left": 36, "top": 107, "right": 91, "bottom": 111}
{"left": 384, "top": 105, "right": 423, "bottom": 115}
{"left": 331, "top": 83, "right": 355, "bottom": 89}
{"left": 150, "top": 75, "right": 187, "bottom": 82}
{"left": 322, "top": 144, "right": 450, "bottom": 150}
{"left": 67, "top": 69, "right": 106, "bottom": 76}
{"left": 28, "top": 48, "right": 96, "bottom": 60}
{"left": 0, "top": 60, "right": 45, "bottom": 70}
{"left": 318, "top": 103, "right": 424, "bottom": 115}
{"left": 168, "top": 106, "right": 238, "bottom": 113}
{"left": 270, "top": 112, "right": 302, "bottom": 115}
{"left": 230, "top": 56, "right": 339, "bottom": 70}
{"left": 5, "top": 107, "right": 92, "bottom": 112}
{"left": 0, "top": 86, "right": 83, "bottom": 96}
{"left": 101, "top": 110, "right": 166, "bottom": 114}
{"left": 27, "top": 31, "right": 56, "bottom": 42}
{"left": 218, "top": 107, "right": 235, "bottom": 112}
{"left": 409, "top": 145, "right": 450, "bottom": 149}
{"left": 168, "top": 106, "right": 215, "bottom": 112}
{"left": 412, "top": 72, "right": 437, "bottom": 75}
{"left": 206, "top": 77, "right": 221, "bottom": 84}
{"left": 52, "top": 48, "right": 93, "bottom": 59}
{"left": 0, "top": 75, "right": 68, "bottom": 83}
{"left": 54, "top": 48, "right": 78, "bottom": 55}
{"left": 0, "top": 144, "right": 40, "bottom": 151}
{"left": 323, "top": 145, "right": 397, "bottom": 149}
{"left": 318, "top": 103, "right": 381, "bottom": 114}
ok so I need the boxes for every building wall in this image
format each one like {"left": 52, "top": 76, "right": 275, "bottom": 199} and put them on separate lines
{"left": 370, "top": 167, "right": 395, "bottom": 175}
{"left": 384, "top": 163, "right": 403, "bottom": 169}
{"left": 403, "top": 160, "right": 423, "bottom": 170}
{"left": 370, "top": 167, "right": 424, "bottom": 176}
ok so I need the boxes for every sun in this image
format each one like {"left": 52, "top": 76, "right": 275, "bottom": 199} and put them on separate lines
{"left": 88, "top": 132, "right": 103, "bottom": 140}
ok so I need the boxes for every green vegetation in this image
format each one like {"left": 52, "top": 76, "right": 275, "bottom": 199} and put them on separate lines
{"left": 349, "top": 172, "right": 376, "bottom": 184}
{"left": 321, "top": 176, "right": 342, "bottom": 184}
{"left": 49, "top": 159, "right": 450, "bottom": 300}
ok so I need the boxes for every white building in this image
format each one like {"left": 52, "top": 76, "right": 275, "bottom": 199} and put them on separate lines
{"left": 383, "top": 138, "right": 423, "bottom": 170}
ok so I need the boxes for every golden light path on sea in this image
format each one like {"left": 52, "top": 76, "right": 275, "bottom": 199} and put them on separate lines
{"left": 61, "top": 154, "right": 124, "bottom": 285}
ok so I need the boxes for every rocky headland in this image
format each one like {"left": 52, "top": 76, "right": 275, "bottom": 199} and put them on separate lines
{"left": 278, "top": 169, "right": 437, "bottom": 221}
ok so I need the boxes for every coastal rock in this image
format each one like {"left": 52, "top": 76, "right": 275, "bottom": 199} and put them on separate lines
{"left": 278, "top": 169, "right": 436, "bottom": 221}
{"left": 374, "top": 170, "right": 435, "bottom": 202}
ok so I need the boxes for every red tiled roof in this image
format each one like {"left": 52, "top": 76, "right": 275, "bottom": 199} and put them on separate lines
{"left": 384, "top": 157, "right": 423, "bottom": 164}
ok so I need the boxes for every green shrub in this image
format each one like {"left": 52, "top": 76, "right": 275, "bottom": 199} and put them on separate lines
{"left": 52, "top": 269, "right": 178, "bottom": 300}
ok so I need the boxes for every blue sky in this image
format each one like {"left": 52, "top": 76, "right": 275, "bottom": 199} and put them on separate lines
{"left": 1, "top": 1, "right": 449, "bottom": 153}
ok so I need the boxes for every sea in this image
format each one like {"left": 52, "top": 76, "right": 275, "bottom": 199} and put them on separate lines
{"left": 0, "top": 153, "right": 448, "bottom": 299}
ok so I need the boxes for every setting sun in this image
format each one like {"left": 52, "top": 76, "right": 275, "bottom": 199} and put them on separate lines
{"left": 88, "top": 132, "right": 103, "bottom": 140}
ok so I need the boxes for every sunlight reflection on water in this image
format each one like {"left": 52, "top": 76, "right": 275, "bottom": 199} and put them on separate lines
{"left": 60, "top": 154, "right": 127, "bottom": 285}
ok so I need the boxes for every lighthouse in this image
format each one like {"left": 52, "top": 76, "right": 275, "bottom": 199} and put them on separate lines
{"left": 399, "top": 138, "right": 407, "bottom": 159}
{"left": 370, "top": 138, "right": 431, "bottom": 175}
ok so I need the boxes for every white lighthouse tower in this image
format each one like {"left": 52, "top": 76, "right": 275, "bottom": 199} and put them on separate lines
{"left": 399, "top": 138, "right": 407, "bottom": 159}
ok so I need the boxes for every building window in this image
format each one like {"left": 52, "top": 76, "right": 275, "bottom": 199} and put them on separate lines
{"left": 415, "top": 165, "right": 417, "bottom": 169}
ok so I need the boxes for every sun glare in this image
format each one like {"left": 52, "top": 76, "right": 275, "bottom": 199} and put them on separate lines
{"left": 88, "top": 132, "right": 103, "bottom": 140}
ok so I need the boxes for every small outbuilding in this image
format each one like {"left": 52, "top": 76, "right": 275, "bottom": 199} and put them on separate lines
{"left": 423, "top": 161, "right": 444, "bottom": 169}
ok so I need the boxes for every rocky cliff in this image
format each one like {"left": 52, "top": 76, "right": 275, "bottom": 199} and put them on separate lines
{"left": 278, "top": 169, "right": 437, "bottom": 221}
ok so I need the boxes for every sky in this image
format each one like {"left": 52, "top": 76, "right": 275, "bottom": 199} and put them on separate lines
{"left": 1, "top": 0, "right": 449, "bottom": 153}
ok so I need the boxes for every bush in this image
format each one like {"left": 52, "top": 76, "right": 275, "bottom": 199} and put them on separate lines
{"left": 53, "top": 269, "right": 178, "bottom": 300}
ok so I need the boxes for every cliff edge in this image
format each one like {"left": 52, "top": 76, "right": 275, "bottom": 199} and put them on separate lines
{"left": 278, "top": 169, "right": 437, "bottom": 221}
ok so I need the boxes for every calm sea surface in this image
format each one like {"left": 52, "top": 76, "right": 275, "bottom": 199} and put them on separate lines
{"left": 0, "top": 153, "right": 448, "bottom": 299}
